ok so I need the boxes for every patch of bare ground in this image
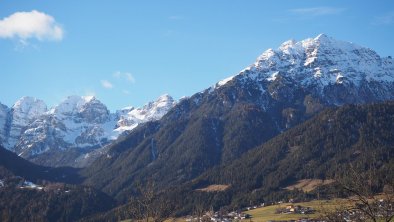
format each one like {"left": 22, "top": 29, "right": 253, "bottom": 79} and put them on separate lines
{"left": 285, "top": 179, "right": 335, "bottom": 192}
{"left": 195, "top": 184, "right": 230, "bottom": 192}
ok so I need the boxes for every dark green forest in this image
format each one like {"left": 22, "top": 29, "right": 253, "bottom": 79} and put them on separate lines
{"left": 82, "top": 102, "right": 394, "bottom": 221}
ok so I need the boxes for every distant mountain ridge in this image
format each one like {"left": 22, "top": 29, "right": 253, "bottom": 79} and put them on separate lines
{"left": 0, "top": 94, "right": 175, "bottom": 166}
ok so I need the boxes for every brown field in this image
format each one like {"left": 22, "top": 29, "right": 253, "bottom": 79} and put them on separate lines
{"left": 285, "top": 179, "right": 335, "bottom": 192}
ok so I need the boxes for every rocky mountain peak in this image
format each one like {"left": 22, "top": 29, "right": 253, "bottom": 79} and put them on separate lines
{"left": 48, "top": 95, "right": 109, "bottom": 123}
{"left": 234, "top": 34, "right": 394, "bottom": 91}
{"left": 5, "top": 97, "right": 48, "bottom": 148}
{"left": 115, "top": 94, "right": 176, "bottom": 134}
{"left": 12, "top": 96, "right": 47, "bottom": 119}
{"left": 78, "top": 97, "right": 110, "bottom": 124}
{"left": 50, "top": 95, "right": 90, "bottom": 115}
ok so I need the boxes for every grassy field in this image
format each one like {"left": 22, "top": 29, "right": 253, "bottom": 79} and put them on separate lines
{"left": 123, "top": 199, "right": 351, "bottom": 222}
{"left": 244, "top": 199, "right": 348, "bottom": 222}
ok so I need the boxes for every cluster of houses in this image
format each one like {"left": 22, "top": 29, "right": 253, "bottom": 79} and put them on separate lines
{"left": 267, "top": 219, "right": 323, "bottom": 222}
{"left": 275, "top": 205, "right": 315, "bottom": 215}
{"left": 185, "top": 211, "right": 251, "bottom": 222}
{"left": 184, "top": 201, "right": 321, "bottom": 222}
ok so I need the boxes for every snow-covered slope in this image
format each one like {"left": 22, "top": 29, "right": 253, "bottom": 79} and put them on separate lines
{"left": 215, "top": 34, "right": 394, "bottom": 105}
{"left": 0, "top": 95, "right": 175, "bottom": 160}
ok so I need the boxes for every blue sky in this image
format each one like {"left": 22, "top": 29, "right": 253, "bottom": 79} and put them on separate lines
{"left": 1, "top": 0, "right": 393, "bottom": 111}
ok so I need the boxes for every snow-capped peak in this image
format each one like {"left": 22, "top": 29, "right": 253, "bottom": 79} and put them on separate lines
{"left": 155, "top": 94, "right": 175, "bottom": 108}
{"left": 12, "top": 96, "right": 47, "bottom": 118}
{"left": 126, "top": 94, "right": 175, "bottom": 121}
{"left": 83, "top": 95, "right": 95, "bottom": 102}
{"left": 50, "top": 95, "right": 106, "bottom": 117}
{"left": 222, "top": 34, "right": 394, "bottom": 88}
{"left": 50, "top": 95, "right": 87, "bottom": 115}
{"left": 5, "top": 97, "right": 47, "bottom": 149}
{"left": 279, "top": 39, "right": 296, "bottom": 52}
{"left": 314, "top": 33, "right": 331, "bottom": 42}
{"left": 1, "top": 93, "right": 176, "bottom": 158}
{"left": 114, "top": 94, "right": 176, "bottom": 134}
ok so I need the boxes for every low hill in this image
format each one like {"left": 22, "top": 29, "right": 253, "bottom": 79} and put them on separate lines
{"left": 0, "top": 145, "right": 81, "bottom": 184}
{"left": 0, "top": 146, "right": 116, "bottom": 222}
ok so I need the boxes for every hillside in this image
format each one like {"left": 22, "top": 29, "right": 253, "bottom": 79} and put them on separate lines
{"left": 0, "top": 145, "right": 81, "bottom": 184}
{"left": 157, "top": 101, "right": 394, "bottom": 214}
{"left": 0, "top": 146, "right": 116, "bottom": 222}
{"left": 78, "top": 101, "right": 394, "bottom": 221}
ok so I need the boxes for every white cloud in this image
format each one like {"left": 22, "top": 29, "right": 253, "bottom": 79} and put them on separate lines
{"left": 122, "top": 90, "right": 130, "bottom": 95}
{"left": 289, "top": 7, "right": 346, "bottom": 16}
{"left": 101, "top": 80, "right": 113, "bottom": 89}
{"left": 113, "top": 71, "right": 136, "bottom": 83}
{"left": 373, "top": 12, "right": 394, "bottom": 25}
{"left": 0, "top": 10, "right": 63, "bottom": 42}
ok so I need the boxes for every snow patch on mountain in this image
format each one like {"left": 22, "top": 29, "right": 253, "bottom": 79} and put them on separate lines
{"left": 217, "top": 76, "right": 235, "bottom": 87}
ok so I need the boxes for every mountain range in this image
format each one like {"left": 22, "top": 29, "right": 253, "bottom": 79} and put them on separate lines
{"left": 0, "top": 94, "right": 175, "bottom": 167}
{"left": 1, "top": 34, "right": 394, "bottom": 221}
{"left": 81, "top": 34, "right": 394, "bottom": 201}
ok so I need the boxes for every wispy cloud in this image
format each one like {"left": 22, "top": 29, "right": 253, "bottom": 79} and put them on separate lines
{"left": 289, "top": 7, "right": 346, "bottom": 16}
{"left": 113, "top": 71, "right": 136, "bottom": 83}
{"left": 0, "top": 10, "right": 63, "bottom": 42}
{"left": 168, "top": 15, "right": 183, "bottom": 20}
{"left": 101, "top": 80, "right": 113, "bottom": 89}
{"left": 122, "top": 90, "right": 130, "bottom": 95}
{"left": 373, "top": 11, "right": 394, "bottom": 25}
